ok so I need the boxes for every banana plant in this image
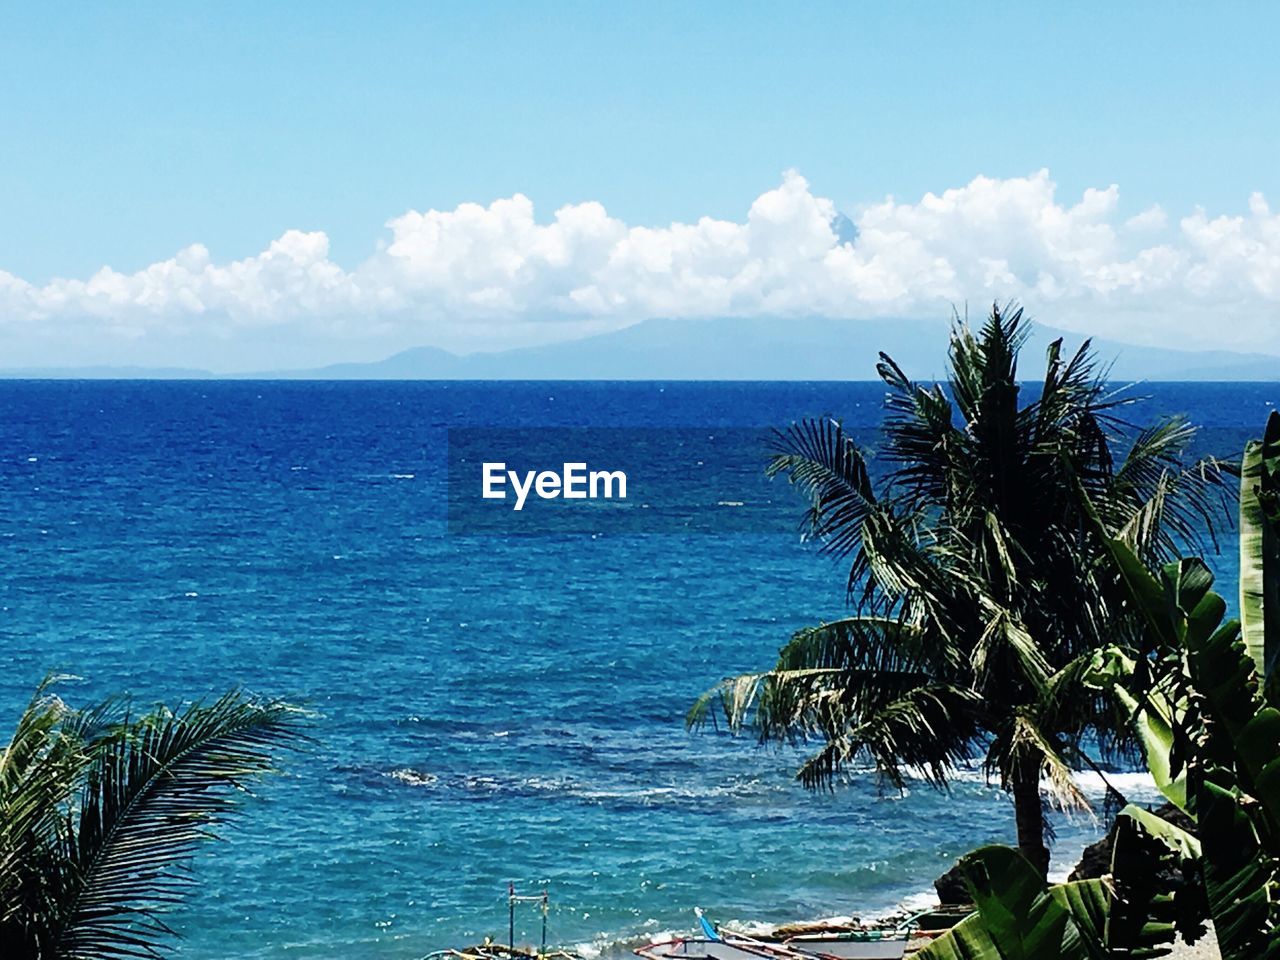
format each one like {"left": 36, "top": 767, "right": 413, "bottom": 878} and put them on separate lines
{"left": 913, "top": 845, "right": 1109, "bottom": 960}
{"left": 914, "top": 552, "right": 1252, "bottom": 959}
{"left": 919, "top": 413, "right": 1280, "bottom": 959}
{"left": 914, "top": 814, "right": 1186, "bottom": 960}
{"left": 1080, "top": 542, "right": 1280, "bottom": 958}
{"left": 1239, "top": 410, "right": 1280, "bottom": 691}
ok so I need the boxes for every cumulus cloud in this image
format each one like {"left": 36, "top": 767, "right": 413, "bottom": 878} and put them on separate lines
{"left": 5, "top": 169, "right": 1280, "bottom": 354}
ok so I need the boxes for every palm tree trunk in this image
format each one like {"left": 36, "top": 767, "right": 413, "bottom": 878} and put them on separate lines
{"left": 1012, "top": 755, "right": 1049, "bottom": 879}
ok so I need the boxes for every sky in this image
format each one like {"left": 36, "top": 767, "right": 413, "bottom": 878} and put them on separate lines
{"left": 3, "top": 2, "right": 1280, "bottom": 371}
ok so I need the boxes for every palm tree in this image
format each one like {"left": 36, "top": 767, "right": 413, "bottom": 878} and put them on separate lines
{"left": 690, "top": 304, "right": 1231, "bottom": 877}
{"left": 0, "top": 675, "right": 304, "bottom": 959}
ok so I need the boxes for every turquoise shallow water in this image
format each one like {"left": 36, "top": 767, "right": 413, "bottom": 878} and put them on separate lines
{"left": 0, "top": 380, "right": 1271, "bottom": 959}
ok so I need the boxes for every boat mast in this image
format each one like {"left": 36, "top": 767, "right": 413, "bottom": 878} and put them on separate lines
{"left": 508, "top": 883, "right": 551, "bottom": 957}
{"left": 541, "top": 890, "right": 548, "bottom": 959}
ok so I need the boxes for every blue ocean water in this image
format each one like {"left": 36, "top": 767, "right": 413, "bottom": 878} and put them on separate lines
{"left": 0, "top": 380, "right": 1273, "bottom": 959}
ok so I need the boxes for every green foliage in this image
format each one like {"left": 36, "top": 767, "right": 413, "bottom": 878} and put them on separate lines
{"left": 1184, "top": 610, "right": 1280, "bottom": 957}
{"left": 1239, "top": 410, "right": 1280, "bottom": 689}
{"left": 913, "top": 842, "right": 1173, "bottom": 960}
{"left": 1107, "top": 805, "right": 1205, "bottom": 954}
{"left": 914, "top": 807, "right": 1208, "bottom": 959}
{"left": 1092, "top": 535, "right": 1280, "bottom": 958}
{"left": 689, "top": 303, "right": 1229, "bottom": 873}
{"left": 0, "top": 676, "right": 304, "bottom": 959}
{"left": 914, "top": 410, "right": 1280, "bottom": 960}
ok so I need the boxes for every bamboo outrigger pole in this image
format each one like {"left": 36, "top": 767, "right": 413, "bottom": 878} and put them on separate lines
{"left": 508, "top": 884, "right": 552, "bottom": 958}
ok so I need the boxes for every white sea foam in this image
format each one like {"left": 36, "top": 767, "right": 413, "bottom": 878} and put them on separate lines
{"left": 895, "top": 763, "right": 1164, "bottom": 805}
{"left": 894, "top": 891, "right": 940, "bottom": 915}
{"left": 1072, "top": 770, "right": 1162, "bottom": 800}
{"left": 387, "top": 768, "right": 438, "bottom": 788}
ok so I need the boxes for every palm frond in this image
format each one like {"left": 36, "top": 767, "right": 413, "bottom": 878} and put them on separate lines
{"left": 795, "top": 682, "right": 982, "bottom": 791}
{"left": 45, "top": 692, "right": 304, "bottom": 960}
{"left": 971, "top": 598, "right": 1051, "bottom": 695}
{"left": 1113, "top": 417, "right": 1236, "bottom": 560}
{"left": 687, "top": 671, "right": 775, "bottom": 732}
{"left": 1005, "top": 713, "right": 1092, "bottom": 815}
{"left": 0, "top": 676, "right": 119, "bottom": 934}
{"left": 947, "top": 302, "right": 1029, "bottom": 428}
{"left": 690, "top": 617, "right": 981, "bottom": 791}
{"left": 875, "top": 351, "right": 959, "bottom": 508}
{"left": 767, "top": 416, "right": 877, "bottom": 561}
{"left": 687, "top": 617, "right": 945, "bottom": 736}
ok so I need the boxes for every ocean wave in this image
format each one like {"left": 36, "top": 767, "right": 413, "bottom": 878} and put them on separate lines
{"left": 892, "top": 764, "right": 1164, "bottom": 803}
{"left": 381, "top": 767, "right": 781, "bottom": 806}
{"left": 379, "top": 760, "right": 1164, "bottom": 815}
{"left": 1071, "top": 770, "right": 1162, "bottom": 800}
{"left": 387, "top": 769, "right": 439, "bottom": 788}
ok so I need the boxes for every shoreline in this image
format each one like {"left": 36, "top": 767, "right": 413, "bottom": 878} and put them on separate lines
{"left": 590, "top": 894, "right": 1221, "bottom": 960}
{"left": 576, "top": 816, "right": 1179, "bottom": 960}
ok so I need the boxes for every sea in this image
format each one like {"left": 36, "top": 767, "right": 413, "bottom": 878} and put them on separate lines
{"left": 0, "top": 380, "right": 1274, "bottom": 960}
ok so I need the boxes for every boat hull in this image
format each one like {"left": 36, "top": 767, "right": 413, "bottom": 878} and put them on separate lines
{"left": 645, "top": 937, "right": 906, "bottom": 960}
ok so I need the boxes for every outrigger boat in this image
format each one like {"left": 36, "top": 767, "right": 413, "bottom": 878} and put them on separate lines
{"left": 635, "top": 909, "right": 917, "bottom": 960}
{"left": 426, "top": 892, "right": 966, "bottom": 960}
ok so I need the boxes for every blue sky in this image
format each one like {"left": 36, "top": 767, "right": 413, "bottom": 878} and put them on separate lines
{"left": 3, "top": 3, "right": 1279, "bottom": 369}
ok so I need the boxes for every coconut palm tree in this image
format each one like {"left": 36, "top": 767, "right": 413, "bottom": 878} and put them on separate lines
{"left": 690, "top": 303, "right": 1231, "bottom": 877}
{"left": 0, "top": 675, "right": 303, "bottom": 959}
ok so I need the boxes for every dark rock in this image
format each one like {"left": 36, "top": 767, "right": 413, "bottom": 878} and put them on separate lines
{"left": 934, "top": 861, "right": 970, "bottom": 905}
{"left": 1069, "top": 831, "right": 1115, "bottom": 881}
{"left": 1069, "top": 802, "right": 1196, "bottom": 882}
{"left": 934, "top": 801, "right": 1197, "bottom": 901}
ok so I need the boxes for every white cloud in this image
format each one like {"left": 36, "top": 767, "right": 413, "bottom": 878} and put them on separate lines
{"left": 5, "top": 169, "right": 1280, "bottom": 355}
{"left": 1124, "top": 205, "right": 1168, "bottom": 232}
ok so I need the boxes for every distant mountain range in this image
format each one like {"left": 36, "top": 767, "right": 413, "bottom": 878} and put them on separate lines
{"left": 3, "top": 316, "right": 1278, "bottom": 381}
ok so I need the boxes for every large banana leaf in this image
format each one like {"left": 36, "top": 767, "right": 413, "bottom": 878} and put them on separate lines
{"left": 1183, "top": 617, "right": 1280, "bottom": 957}
{"left": 1108, "top": 804, "right": 1205, "bottom": 953}
{"left": 1239, "top": 410, "right": 1280, "bottom": 685}
{"left": 914, "top": 846, "right": 1113, "bottom": 960}
{"left": 1113, "top": 683, "right": 1186, "bottom": 813}
{"left": 1082, "top": 641, "right": 1187, "bottom": 813}
{"left": 1118, "top": 805, "right": 1199, "bottom": 862}
{"left": 1185, "top": 609, "right": 1280, "bottom": 836}
{"left": 1102, "top": 537, "right": 1280, "bottom": 957}
{"left": 916, "top": 821, "right": 1198, "bottom": 960}
{"left": 1196, "top": 773, "right": 1280, "bottom": 959}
